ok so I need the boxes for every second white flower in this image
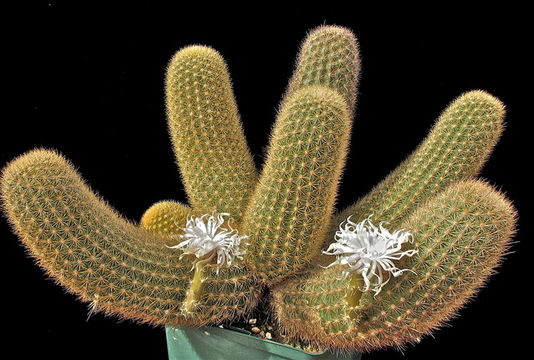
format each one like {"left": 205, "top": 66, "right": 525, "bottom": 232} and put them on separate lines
{"left": 323, "top": 215, "right": 418, "bottom": 295}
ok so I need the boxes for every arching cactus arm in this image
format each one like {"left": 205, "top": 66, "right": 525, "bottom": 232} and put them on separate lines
{"left": 326, "top": 90, "right": 505, "bottom": 252}
{"left": 1, "top": 149, "right": 260, "bottom": 326}
{"left": 273, "top": 180, "right": 517, "bottom": 352}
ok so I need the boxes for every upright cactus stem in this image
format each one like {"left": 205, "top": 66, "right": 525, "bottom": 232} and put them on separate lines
{"left": 243, "top": 86, "right": 352, "bottom": 285}
{"left": 286, "top": 25, "right": 361, "bottom": 111}
{"left": 1, "top": 25, "right": 516, "bottom": 353}
{"left": 166, "top": 46, "right": 258, "bottom": 223}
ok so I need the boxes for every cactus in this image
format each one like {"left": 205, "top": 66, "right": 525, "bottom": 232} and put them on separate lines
{"left": 140, "top": 201, "right": 193, "bottom": 236}
{"left": 238, "top": 26, "right": 360, "bottom": 284}
{"left": 1, "top": 150, "right": 260, "bottom": 326}
{"left": 285, "top": 25, "right": 360, "bottom": 110}
{"left": 330, "top": 90, "right": 505, "bottom": 235}
{"left": 242, "top": 86, "right": 351, "bottom": 284}
{"left": 1, "top": 24, "right": 517, "bottom": 354}
{"left": 166, "top": 45, "right": 258, "bottom": 223}
{"left": 273, "top": 180, "right": 516, "bottom": 351}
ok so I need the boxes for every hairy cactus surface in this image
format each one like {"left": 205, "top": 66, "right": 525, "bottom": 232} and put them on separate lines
{"left": 243, "top": 86, "right": 351, "bottom": 284}
{"left": 140, "top": 201, "right": 193, "bottom": 236}
{"left": 273, "top": 180, "right": 516, "bottom": 351}
{"left": 166, "top": 45, "right": 258, "bottom": 223}
{"left": 331, "top": 90, "right": 505, "bottom": 235}
{"left": 1, "top": 150, "right": 260, "bottom": 326}
{"left": 1, "top": 24, "right": 517, "bottom": 355}
{"left": 285, "top": 25, "right": 360, "bottom": 110}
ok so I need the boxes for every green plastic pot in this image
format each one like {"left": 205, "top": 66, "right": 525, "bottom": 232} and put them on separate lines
{"left": 166, "top": 326, "right": 362, "bottom": 360}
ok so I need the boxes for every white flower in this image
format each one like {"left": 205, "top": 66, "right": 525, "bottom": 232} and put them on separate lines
{"left": 169, "top": 212, "right": 248, "bottom": 273}
{"left": 323, "top": 215, "right": 418, "bottom": 296}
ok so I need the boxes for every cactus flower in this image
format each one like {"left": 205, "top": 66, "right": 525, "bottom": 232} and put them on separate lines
{"left": 323, "top": 216, "right": 418, "bottom": 295}
{"left": 170, "top": 212, "right": 248, "bottom": 272}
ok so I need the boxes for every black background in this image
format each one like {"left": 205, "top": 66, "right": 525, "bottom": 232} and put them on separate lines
{"left": 1, "top": 2, "right": 530, "bottom": 359}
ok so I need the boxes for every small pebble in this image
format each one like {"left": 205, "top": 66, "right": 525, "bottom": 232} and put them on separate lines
{"left": 265, "top": 332, "right": 272, "bottom": 340}
{"left": 251, "top": 327, "right": 261, "bottom": 334}
{"left": 248, "top": 319, "right": 257, "bottom": 325}
{"left": 260, "top": 331, "right": 265, "bottom": 337}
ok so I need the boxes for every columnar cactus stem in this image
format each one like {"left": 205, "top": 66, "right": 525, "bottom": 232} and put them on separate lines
{"left": 285, "top": 25, "right": 360, "bottom": 111}
{"left": 327, "top": 90, "right": 505, "bottom": 251}
{"left": 243, "top": 86, "right": 352, "bottom": 285}
{"left": 166, "top": 46, "right": 258, "bottom": 222}
{"left": 150, "top": 26, "right": 360, "bottom": 231}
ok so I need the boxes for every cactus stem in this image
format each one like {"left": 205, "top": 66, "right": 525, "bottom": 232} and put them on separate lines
{"left": 346, "top": 273, "right": 364, "bottom": 318}
{"left": 182, "top": 255, "right": 213, "bottom": 314}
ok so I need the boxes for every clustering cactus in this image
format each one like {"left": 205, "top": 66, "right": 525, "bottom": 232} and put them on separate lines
{"left": 1, "top": 25, "right": 516, "bottom": 355}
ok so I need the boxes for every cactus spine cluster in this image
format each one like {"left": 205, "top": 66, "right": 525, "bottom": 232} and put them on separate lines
{"left": 1, "top": 25, "right": 516, "bottom": 353}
